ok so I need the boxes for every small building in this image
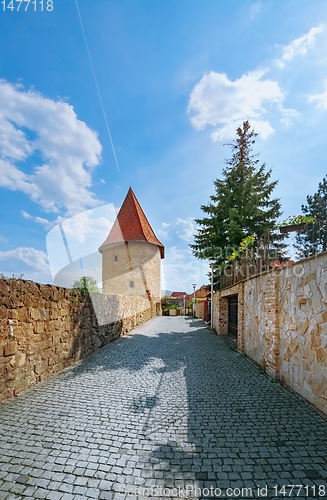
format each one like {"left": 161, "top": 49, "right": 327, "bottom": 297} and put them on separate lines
{"left": 194, "top": 285, "right": 211, "bottom": 322}
{"left": 170, "top": 292, "right": 187, "bottom": 315}
{"left": 99, "top": 188, "right": 164, "bottom": 302}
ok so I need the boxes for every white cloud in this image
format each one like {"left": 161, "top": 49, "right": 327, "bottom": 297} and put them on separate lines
{"left": 0, "top": 114, "right": 34, "bottom": 161}
{"left": 0, "top": 247, "right": 50, "bottom": 274}
{"left": 249, "top": 1, "right": 261, "bottom": 20}
{"left": 157, "top": 219, "right": 208, "bottom": 292}
{"left": 21, "top": 210, "right": 65, "bottom": 230}
{"left": 157, "top": 217, "right": 195, "bottom": 242}
{"left": 308, "top": 80, "right": 327, "bottom": 109}
{"left": 280, "top": 108, "right": 300, "bottom": 127}
{"left": 45, "top": 204, "right": 117, "bottom": 278}
{"left": 275, "top": 26, "right": 324, "bottom": 69}
{"left": 0, "top": 235, "right": 8, "bottom": 243}
{"left": 188, "top": 70, "right": 283, "bottom": 141}
{"left": 0, "top": 80, "right": 102, "bottom": 215}
{"left": 161, "top": 246, "right": 209, "bottom": 293}
{"left": 62, "top": 210, "right": 113, "bottom": 245}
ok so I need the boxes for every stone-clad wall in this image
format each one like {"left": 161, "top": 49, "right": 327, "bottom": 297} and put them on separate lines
{"left": 0, "top": 279, "right": 161, "bottom": 404}
{"left": 243, "top": 275, "right": 268, "bottom": 367}
{"left": 243, "top": 270, "right": 280, "bottom": 378}
{"left": 278, "top": 255, "right": 327, "bottom": 412}
{"left": 213, "top": 251, "right": 327, "bottom": 416}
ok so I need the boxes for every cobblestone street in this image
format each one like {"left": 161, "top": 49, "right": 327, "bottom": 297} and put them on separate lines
{"left": 0, "top": 316, "right": 327, "bottom": 500}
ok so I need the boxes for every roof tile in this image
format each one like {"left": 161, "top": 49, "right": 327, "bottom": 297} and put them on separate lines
{"left": 99, "top": 188, "right": 164, "bottom": 258}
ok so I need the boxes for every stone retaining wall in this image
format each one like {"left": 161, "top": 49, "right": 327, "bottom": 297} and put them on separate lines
{"left": 0, "top": 279, "right": 161, "bottom": 403}
{"left": 213, "top": 251, "right": 327, "bottom": 416}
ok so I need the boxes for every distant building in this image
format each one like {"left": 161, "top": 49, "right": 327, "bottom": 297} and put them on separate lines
{"left": 171, "top": 292, "right": 187, "bottom": 299}
{"left": 170, "top": 292, "right": 186, "bottom": 312}
{"left": 194, "top": 285, "right": 211, "bottom": 322}
{"left": 99, "top": 188, "right": 164, "bottom": 302}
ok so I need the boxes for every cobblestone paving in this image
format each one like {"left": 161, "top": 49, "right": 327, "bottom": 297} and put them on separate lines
{"left": 0, "top": 316, "right": 327, "bottom": 500}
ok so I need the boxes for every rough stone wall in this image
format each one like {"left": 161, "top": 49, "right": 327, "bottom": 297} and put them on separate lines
{"left": 243, "top": 273, "right": 278, "bottom": 374}
{"left": 212, "top": 251, "right": 327, "bottom": 416}
{"left": 0, "top": 279, "right": 161, "bottom": 404}
{"left": 264, "top": 270, "right": 280, "bottom": 378}
{"left": 102, "top": 242, "right": 161, "bottom": 301}
{"left": 278, "top": 254, "right": 327, "bottom": 414}
{"left": 212, "top": 291, "right": 228, "bottom": 335}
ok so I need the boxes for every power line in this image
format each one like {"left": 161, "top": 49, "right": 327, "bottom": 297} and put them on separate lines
{"left": 74, "top": 0, "right": 120, "bottom": 172}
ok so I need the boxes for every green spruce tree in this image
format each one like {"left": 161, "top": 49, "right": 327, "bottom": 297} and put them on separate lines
{"left": 295, "top": 176, "right": 327, "bottom": 258}
{"left": 190, "top": 121, "right": 285, "bottom": 269}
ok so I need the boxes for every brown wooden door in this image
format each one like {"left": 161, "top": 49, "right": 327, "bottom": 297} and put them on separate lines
{"left": 228, "top": 296, "right": 238, "bottom": 338}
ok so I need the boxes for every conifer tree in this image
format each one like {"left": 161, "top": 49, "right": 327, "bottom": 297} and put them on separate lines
{"left": 190, "top": 121, "right": 284, "bottom": 267}
{"left": 295, "top": 176, "right": 327, "bottom": 258}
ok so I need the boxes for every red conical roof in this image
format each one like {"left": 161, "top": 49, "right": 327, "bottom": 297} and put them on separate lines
{"left": 99, "top": 188, "right": 164, "bottom": 258}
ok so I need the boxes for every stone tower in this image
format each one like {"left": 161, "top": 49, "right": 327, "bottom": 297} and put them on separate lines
{"left": 98, "top": 188, "right": 164, "bottom": 302}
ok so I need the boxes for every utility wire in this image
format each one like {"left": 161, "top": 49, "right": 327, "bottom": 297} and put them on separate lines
{"left": 74, "top": 0, "right": 120, "bottom": 172}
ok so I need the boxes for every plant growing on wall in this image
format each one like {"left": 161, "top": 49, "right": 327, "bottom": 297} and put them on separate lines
{"left": 0, "top": 273, "right": 24, "bottom": 280}
{"left": 229, "top": 234, "right": 255, "bottom": 261}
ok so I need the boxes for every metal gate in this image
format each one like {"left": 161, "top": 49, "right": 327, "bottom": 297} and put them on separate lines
{"left": 228, "top": 295, "right": 238, "bottom": 338}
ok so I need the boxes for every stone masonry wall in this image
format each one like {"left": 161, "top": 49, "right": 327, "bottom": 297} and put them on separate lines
{"left": 212, "top": 290, "right": 228, "bottom": 335}
{"left": 213, "top": 251, "right": 327, "bottom": 416}
{"left": 278, "top": 254, "right": 327, "bottom": 414}
{"left": 102, "top": 242, "right": 161, "bottom": 302}
{"left": 243, "top": 271, "right": 280, "bottom": 377}
{"left": 0, "top": 279, "right": 161, "bottom": 404}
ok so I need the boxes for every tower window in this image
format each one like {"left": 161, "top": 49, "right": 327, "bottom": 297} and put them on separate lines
{"left": 130, "top": 281, "right": 134, "bottom": 288}
{"left": 114, "top": 255, "right": 118, "bottom": 262}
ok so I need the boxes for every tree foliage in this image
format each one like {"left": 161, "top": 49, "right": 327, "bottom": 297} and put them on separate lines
{"left": 72, "top": 275, "right": 100, "bottom": 293}
{"left": 190, "top": 121, "right": 284, "bottom": 268}
{"left": 295, "top": 176, "right": 327, "bottom": 258}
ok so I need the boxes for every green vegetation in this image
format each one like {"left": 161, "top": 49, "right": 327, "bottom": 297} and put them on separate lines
{"left": 190, "top": 120, "right": 289, "bottom": 286}
{"left": 72, "top": 276, "right": 100, "bottom": 293}
{"left": 295, "top": 176, "right": 327, "bottom": 258}
{"left": 0, "top": 273, "right": 24, "bottom": 280}
{"left": 164, "top": 303, "right": 179, "bottom": 310}
{"left": 278, "top": 215, "right": 316, "bottom": 227}
{"left": 190, "top": 120, "right": 283, "bottom": 268}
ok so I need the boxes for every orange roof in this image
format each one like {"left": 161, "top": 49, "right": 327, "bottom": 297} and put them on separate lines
{"left": 195, "top": 285, "right": 210, "bottom": 298}
{"left": 99, "top": 188, "right": 164, "bottom": 258}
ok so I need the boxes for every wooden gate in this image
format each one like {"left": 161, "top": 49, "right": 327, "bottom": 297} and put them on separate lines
{"left": 228, "top": 295, "right": 238, "bottom": 338}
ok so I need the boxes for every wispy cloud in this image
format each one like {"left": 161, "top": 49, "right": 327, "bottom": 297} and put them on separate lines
{"left": 308, "top": 80, "right": 327, "bottom": 109}
{"left": 161, "top": 246, "right": 208, "bottom": 292}
{"left": 22, "top": 210, "right": 65, "bottom": 230}
{"left": 275, "top": 26, "right": 324, "bottom": 68}
{"left": 188, "top": 70, "right": 283, "bottom": 141}
{"left": 0, "top": 80, "right": 102, "bottom": 216}
{"left": 249, "top": 1, "right": 261, "bottom": 20}
{"left": 157, "top": 217, "right": 195, "bottom": 242}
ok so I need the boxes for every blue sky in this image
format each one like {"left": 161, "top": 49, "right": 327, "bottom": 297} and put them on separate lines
{"left": 1, "top": 0, "right": 327, "bottom": 293}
